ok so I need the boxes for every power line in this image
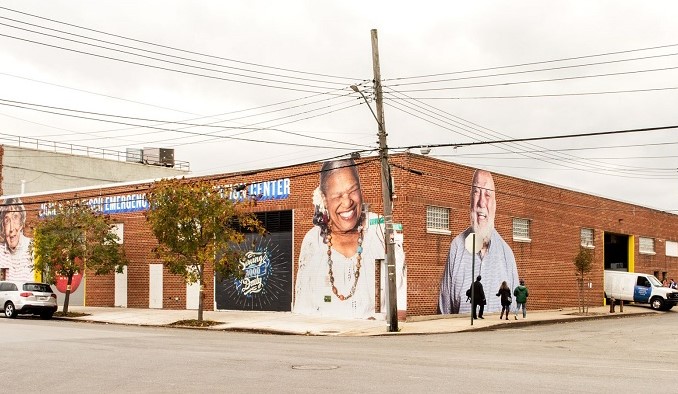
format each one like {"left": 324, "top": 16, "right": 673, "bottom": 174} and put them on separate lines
{"left": 398, "top": 125, "right": 678, "bottom": 150}
{"left": 0, "top": 71, "right": 203, "bottom": 116}
{"left": 383, "top": 65, "right": 678, "bottom": 93}
{"left": 0, "top": 32, "right": 349, "bottom": 95}
{"left": 382, "top": 88, "right": 636, "bottom": 177}
{"left": 0, "top": 15, "right": 357, "bottom": 87}
{"left": 383, "top": 86, "right": 678, "bottom": 100}
{"left": 384, "top": 42, "right": 678, "bottom": 81}
{"left": 112, "top": 102, "right": 371, "bottom": 149}
{"left": 0, "top": 6, "right": 357, "bottom": 81}
{"left": 0, "top": 20, "right": 353, "bottom": 91}
{"left": 0, "top": 100, "right": 365, "bottom": 151}
{"left": 0, "top": 97, "right": 370, "bottom": 149}
{"left": 383, "top": 86, "right": 675, "bottom": 178}
{"left": 56, "top": 90, "right": 358, "bottom": 144}
{"left": 387, "top": 52, "right": 678, "bottom": 87}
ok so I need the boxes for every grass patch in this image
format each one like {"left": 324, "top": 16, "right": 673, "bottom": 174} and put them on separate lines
{"left": 54, "top": 311, "right": 89, "bottom": 318}
{"left": 169, "top": 319, "right": 222, "bottom": 328}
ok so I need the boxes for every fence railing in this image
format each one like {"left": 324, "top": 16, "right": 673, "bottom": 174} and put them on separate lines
{"left": 1, "top": 134, "right": 190, "bottom": 171}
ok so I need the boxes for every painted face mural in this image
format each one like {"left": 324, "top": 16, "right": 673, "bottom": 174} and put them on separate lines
{"left": 439, "top": 170, "right": 520, "bottom": 316}
{"left": 293, "top": 158, "right": 407, "bottom": 320}
{"left": 322, "top": 167, "right": 363, "bottom": 234}
{"left": 0, "top": 198, "right": 35, "bottom": 282}
{"left": 470, "top": 170, "right": 496, "bottom": 245}
{"left": 3, "top": 211, "right": 23, "bottom": 252}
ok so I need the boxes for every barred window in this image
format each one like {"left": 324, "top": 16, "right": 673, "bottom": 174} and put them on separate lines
{"left": 426, "top": 206, "right": 450, "bottom": 234}
{"left": 639, "top": 237, "right": 655, "bottom": 255}
{"left": 580, "top": 228, "right": 594, "bottom": 248}
{"left": 512, "top": 218, "right": 531, "bottom": 242}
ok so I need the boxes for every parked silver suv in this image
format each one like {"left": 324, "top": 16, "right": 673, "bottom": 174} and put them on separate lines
{"left": 0, "top": 281, "right": 58, "bottom": 319}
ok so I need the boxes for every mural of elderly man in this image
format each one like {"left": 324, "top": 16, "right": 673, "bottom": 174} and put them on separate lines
{"left": 0, "top": 197, "right": 35, "bottom": 281}
{"left": 439, "top": 169, "right": 519, "bottom": 314}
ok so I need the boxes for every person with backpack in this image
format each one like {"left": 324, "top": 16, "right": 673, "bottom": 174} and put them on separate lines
{"left": 496, "top": 280, "right": 512, "bottom": 320}
{"left": 514, "top": 279, "right": 529, "bottom": 319}
{"left": 469, "top": 275, "right": 486, "bottom": 319}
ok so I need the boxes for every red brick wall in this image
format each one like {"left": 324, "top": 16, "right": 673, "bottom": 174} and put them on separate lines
{"left": 392, "top": 154, "right": 678, "bottom": 315}
{"left": 18, "top": 155, "right": 678, "bottom": 316}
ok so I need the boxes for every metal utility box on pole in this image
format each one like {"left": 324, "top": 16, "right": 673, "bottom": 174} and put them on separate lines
{"left": 371, "top": 29, "right": 398, "bottom": 333}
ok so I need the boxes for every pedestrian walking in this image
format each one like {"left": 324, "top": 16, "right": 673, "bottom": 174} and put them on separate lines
{"left": 513, "top": 279, "right": 529, "bottom": 320}
{"left": 496, "top": 280, "right": 512, "bottom": 320}
{"left": 470, "top": 275, "right": 486, "bottom": 319}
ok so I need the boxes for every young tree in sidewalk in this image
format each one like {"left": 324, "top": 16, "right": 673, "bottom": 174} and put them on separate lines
{"left": 145, "top": 178, "right": 265, "bottom": 322}
{"left": 31, "top": 201, "right": 127, "bottom": 314}
{"left": 573, "top": 246, "right": 594, "bottom": 314}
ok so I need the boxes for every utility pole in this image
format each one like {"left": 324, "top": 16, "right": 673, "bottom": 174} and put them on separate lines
{"left": 371, "top": 29, "right": 398, "bottom": 333}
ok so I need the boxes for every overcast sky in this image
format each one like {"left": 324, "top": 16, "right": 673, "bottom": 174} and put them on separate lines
{"left": 1, "top": 1, "right": 677, "bottom": 213}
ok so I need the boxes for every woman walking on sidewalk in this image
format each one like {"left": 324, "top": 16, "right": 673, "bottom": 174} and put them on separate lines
{"left": 496, "top": 281, "right": 512, "bottom": 320}
{"left": 513, "top": 279, "right": 529, "bottom": 319}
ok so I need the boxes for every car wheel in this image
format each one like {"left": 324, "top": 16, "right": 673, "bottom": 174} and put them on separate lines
{"left": 650, "top": 297, "right": 665, "bottom": 311}
{"left": 4, "top": 302, "right": 17, "bottom": 318}
{"left": 40, "top": 311, "right": 54, "bottom": 320}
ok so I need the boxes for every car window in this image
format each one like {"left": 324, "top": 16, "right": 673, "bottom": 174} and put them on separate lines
{"left": 0, "top": 282, "right": 9, "bottom": 291}
{"left": 23, "top": 283, "right": 53, "bottom": 293}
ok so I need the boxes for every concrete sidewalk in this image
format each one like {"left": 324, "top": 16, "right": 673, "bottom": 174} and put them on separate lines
{"left": 58, "top": 304, "right": 658, "bottom": 336}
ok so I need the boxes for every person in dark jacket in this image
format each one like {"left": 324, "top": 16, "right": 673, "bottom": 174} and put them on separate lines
{"left": 496, "top": 280, "right": 512, "bottom": 320}
{"left": 470, "top": 275, "right": 486, "bottom": 319}
{"left": 513, "top": 279, "right": 529, "bottom": 319}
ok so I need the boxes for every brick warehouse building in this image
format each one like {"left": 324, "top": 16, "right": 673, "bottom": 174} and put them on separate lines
{"left": 5, "top": 152, "right": 678, "bottom": 318}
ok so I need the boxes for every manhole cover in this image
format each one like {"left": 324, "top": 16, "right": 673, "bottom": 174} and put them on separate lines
{"left": 292, "top": 365, "right": 339, "bottom": 370}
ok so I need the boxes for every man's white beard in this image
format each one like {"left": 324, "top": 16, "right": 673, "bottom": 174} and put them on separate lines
{"left": 471, "top": 216, "right": 493, "bottom": 245}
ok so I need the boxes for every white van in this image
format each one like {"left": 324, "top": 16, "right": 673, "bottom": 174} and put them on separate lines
{"left": 604, "top": 270, "right": 678, "bottom": 311}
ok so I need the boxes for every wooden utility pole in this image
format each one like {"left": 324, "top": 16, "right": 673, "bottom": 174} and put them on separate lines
{"left": 371, "top": 29, "right": 398, "bottom": 333}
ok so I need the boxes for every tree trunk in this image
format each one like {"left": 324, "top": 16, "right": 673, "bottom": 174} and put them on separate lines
{"left": 577, "top": 276, "right": 584, "bottom": 313}
{"left": 63, "top": 273, "right": 73, "bottom": 315}
{"left": 197, "top": 269, "right": 204, "bottom": 322}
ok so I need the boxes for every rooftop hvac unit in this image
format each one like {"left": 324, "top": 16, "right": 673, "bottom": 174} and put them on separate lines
{"left": 126, "top": 148, "right": 143, "bottom": 163}
{"left": 143, "top": 147, "right": 175, "bottom": 167}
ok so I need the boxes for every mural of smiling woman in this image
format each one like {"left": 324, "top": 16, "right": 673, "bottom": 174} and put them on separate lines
{"left": 293, "top": 159, "right": 406, "bottom": 319}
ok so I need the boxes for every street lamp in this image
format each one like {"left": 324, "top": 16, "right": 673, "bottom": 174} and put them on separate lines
{"left": 351, "top": 85, "right": 380, "bottom": 126}
{"left": 350, "top": 82, "right": 399, "bottom": 333}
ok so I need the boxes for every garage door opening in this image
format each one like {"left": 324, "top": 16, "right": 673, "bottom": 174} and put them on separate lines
{"left": 604, "top": 232, "right": 631, "bottom": 271}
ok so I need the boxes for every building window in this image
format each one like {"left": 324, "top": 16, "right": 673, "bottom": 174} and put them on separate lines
{"left": 580, "top": 228, "right": 594, "bottom": 248}
{"left": 639, "top": 237, "right": 655, "bottom": 255}
{"left": 111, "top": 223, "right": 124, "bottom": 244}
{"left": 426, "top": 206, "right": 450, "bottom": 234}
{"left": 512, "top": 218, "right": 531, "bottom": 242}
{"left": 666, "top": 240, "right": 678, "bottom": 257}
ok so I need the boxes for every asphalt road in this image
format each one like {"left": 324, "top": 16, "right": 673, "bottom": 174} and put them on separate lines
{"left": 1, "top": 311, "right": 676, "bottom": 393}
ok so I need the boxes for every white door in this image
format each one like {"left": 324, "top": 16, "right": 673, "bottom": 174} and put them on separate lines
{"left": 149, "top": 264, "right": 163, "bottom": 309}
{"left": 186, "top": 281, "right": 200, "bottom": 310}
{"left": 114, "top": 266, "right": 127, "bottom": 307}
